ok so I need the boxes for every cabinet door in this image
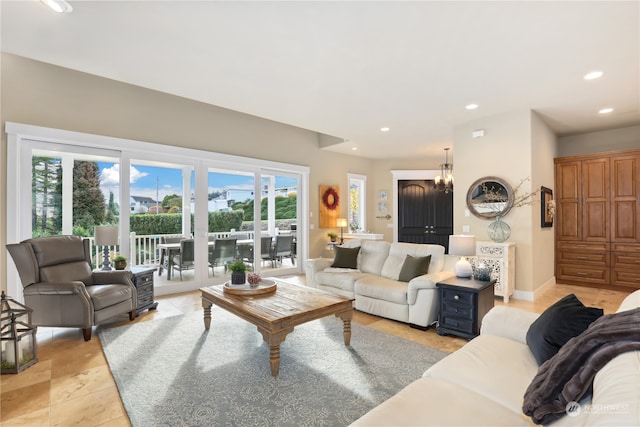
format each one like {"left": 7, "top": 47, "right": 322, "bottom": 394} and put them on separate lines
{"left": 582, "top": 158, "right": 609, "bottom": 241}
{"left": 555, "top": 160, "right": 581, "bottom": 240}
{"left": 611, "top": 153, "right": 640, "bottom": 242}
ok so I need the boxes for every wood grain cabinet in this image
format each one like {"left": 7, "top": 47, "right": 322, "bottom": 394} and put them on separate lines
{"left": 555, "top": 149, "right": 640, "bottom": 290}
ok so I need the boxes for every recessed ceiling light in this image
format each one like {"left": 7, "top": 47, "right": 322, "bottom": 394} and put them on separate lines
{"left": 584, "top": 71, "right": 604, "bottom": 80}
{"left": 599, "top": 108, "right": 614, "bottom": 114}
{"left": 41, "top": 0, "right": 73, "bottom": 13}
{"left": 380, "top": 127, "right": 390, "bottom": 132}
{"left": 465, "top": 104, "right": 478, "bottom": 110}
{"left": 351, "top": 147, "right": 358, "bottom": 151}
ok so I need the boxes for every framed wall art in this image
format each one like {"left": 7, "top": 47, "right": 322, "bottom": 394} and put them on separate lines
{"left": 541, "top": 186, "right": 554, "bottom": 228}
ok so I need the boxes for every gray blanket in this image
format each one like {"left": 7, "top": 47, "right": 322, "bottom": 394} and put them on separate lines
{"left": 522, "top": 307, "right": 640, "bottom": 425}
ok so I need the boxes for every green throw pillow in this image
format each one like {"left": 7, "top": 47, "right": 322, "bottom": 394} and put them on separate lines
{"left": 398, "top": 255, "right": 432, "bottom": 282}
{"left": 331, "top": 246, "right": 360, "bottom": 269}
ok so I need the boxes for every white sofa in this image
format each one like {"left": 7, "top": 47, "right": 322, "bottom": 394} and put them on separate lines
{"left": 350, "top": 289, "right": 640, "bottom": 426}
{"left": 305, "top": 240, "right": 456, "bottom": 329}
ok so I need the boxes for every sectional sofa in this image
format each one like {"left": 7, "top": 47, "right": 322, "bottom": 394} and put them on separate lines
{"left": 350, "top": 289, "right": 640, "bottom": 426}
{"left": 305, "top": 239, "right": 457, "bottom": 328}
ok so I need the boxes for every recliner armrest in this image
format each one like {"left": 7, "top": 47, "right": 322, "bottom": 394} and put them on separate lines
{"left": 23, "top": 281, "right": 90, "bottom": 297}
{"left": 92, "top": 270, "right": 134, "bottom": 285}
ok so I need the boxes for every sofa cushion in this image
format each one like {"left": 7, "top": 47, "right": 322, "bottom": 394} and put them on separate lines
{"left": 358, "top": 240, "right": 390, "bottom": 275}
{"left": 424, "top": 334, "right": 539, "bottom": 415}
{"left": 398, "top": 255, "right": 431, "bottom": 282}
{"left": 331, "top": 246, "right": 360, "bottom": 269}
{"left": 354, "top": 276, "right": 408, "bottom": 304}
{"left": 381, "top": 243, "right": 444, "bottom": 280}
{"left": 525, "top": 294, "right": 603, "bottom": 365}
{"left": 350, "top": 377, "right": 531, "bottom": 427}
{"left": 315, "top": 270, "right": 370, "bottom": 293}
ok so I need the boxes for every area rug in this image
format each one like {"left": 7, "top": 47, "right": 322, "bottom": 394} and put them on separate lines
{"left": 99, "top": 308, "right": 447, "bottom": 427}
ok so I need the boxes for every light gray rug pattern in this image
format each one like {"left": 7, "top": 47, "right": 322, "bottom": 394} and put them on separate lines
{"left": 99, "top": 308, "right": 447, "bottom": 427}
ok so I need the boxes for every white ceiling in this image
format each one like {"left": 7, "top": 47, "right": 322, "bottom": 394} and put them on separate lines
{"left": 2, "top": 1, "right": 639, "bottom": 160}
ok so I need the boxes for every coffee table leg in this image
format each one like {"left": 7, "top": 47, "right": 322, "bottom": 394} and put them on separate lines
{"left": 202, "top": 299, "right": 212, "bottom": 330}
{"left": 258, "top": 327, "right": 293, "bottom": 377}
{"left": 335, "top": 309, "right": 353, "bottom": 346}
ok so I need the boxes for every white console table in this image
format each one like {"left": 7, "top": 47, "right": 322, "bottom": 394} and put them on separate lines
{"left": 343, "top": 233, "right": 384, "bottom": 240}
{"left": 472, "top": 241, "right": 516, "bottom": 303}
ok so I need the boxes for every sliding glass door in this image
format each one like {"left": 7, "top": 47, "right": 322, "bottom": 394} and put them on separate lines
{"left": 7, "top": 122, "right": 309, "bottom": 300}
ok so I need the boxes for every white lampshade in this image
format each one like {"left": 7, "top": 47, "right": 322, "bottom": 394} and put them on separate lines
{"left": 449, "top": 235, "right": 476, "bottom": 278}
{"left": 94, "top": 226, "right": 119, "bottom": 246}
{"left": 335, "top": 217, "right": 348, "bottom": 228}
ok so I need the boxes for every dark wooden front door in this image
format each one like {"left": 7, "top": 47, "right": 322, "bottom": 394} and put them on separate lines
{"left": 398, "top": 180, "right": 453, "bottom": 250}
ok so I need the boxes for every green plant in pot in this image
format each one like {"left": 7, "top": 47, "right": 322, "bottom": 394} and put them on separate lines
{"left": 229, "top": 260, "right": 248, "bottom": 285}
{"left": 113, "top": 255, "right": 127, "bottom": 270}
{"left": 327, "top": 232, "right": 338, "bottom": 242}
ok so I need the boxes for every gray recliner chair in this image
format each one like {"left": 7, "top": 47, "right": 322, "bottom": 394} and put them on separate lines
{"left": 6, "top": 235, "right": 137, "bottom": 341}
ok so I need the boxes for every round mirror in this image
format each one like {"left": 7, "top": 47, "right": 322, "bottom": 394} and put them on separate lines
{"left": 466, "top": 176, "right": 514, "bottom": 219}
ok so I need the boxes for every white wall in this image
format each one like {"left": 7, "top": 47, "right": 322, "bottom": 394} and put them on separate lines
{"left": 530, "top": 111, "right": 558, "bottom": 294}
{"left": 557, "top": 125, "right": 640, "bottom": 157}
{"left": 453, "top": 109, "right": 543, "bottom": 294}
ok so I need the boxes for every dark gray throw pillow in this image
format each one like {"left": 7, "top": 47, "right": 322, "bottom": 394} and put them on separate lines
{"left": 331, "top": 246, "right": 360, "bottom": 269}
{"left": 526, "top": 294, "right": 603, "bottom": 366}
{"left": 398, "top": 255, "right": 432, "bottom": 282}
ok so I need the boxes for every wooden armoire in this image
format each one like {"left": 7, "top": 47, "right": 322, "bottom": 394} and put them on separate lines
{"left": 555, "top": 148, "right": 640, "bottom": 290}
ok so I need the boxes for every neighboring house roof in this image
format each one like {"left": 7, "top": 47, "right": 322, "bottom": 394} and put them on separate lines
{"left": 131, "top": 196, "right": 157, "bottom": 204}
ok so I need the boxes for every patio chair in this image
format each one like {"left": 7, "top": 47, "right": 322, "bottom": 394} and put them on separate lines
{"left": 6, "top": 235, "right": 136, "bottom": 341}
{"left": 171, "top": 239, "right": 195, "bottom": 280}
{"left": 209, "top": 238, "right": 237, "bottom": 275}
{"left": 271, "top": 234, "right": 295, "bottom": 267}
{"left": 259, "top": 236, "right": 274, "bottom": 267}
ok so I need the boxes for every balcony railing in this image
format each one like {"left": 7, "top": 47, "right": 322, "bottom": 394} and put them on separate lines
{"left": 88, "top": 231, "right": 257, "bottom": 269}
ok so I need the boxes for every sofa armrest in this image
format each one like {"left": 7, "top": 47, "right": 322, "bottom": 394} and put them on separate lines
{"left": 480, "top": 306, "right": 539, "bottom": 344}
{"left": 304, "top": 258, "right": 334, "bottom": 287}
{"left": 407, "top": 270, "right": 456, "bottom": 304}
{"left": 92, "top": 270, "right": 133, "bottom": 286}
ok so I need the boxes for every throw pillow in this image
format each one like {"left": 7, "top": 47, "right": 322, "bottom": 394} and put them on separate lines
{"left": 398, "top": 255, "right": 432, "bottom": 282}
{"left": 526, "top": 294, "right": 603, "bottom": 365}
{"left": 331, "top": 246, "right": 360, "bottom": 269}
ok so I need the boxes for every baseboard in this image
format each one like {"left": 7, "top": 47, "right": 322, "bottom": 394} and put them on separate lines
{"left": 512, "top": 276, "right": 556, "bottom": 302}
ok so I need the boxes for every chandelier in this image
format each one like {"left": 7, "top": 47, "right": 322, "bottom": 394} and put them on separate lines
{"left": 434, "top": 148, "right": 454, "bottom": 193}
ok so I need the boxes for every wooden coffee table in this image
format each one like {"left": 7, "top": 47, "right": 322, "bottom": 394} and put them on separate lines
{"left": 200, "top": 280, "right": 354, "bottom": 376}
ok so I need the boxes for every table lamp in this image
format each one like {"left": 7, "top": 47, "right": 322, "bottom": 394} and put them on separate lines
{"left": 94, "top": 226, "right": 119, "bottom": 270}
{"left": 335, "top": 217, "right": 348, "bottom": 244}
{"left": 449, "top": 235, "right": 476, "bottom": 278}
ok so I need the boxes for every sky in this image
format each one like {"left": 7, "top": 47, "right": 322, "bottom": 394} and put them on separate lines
{"left": 98, "top": 162, "right": 297, "bottom": 204}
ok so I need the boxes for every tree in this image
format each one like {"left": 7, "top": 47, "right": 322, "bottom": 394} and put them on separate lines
{"left": 105, "top": 190, "right": 118, "bottom": 223}
{"left": 73, "top": 161, "right": 105, "bottom": 231}
{"left": 32, "top": 156, "right": 62, "bottom": 236}
{"left": 162, "top": 194, "right": 182, "bottom": 211}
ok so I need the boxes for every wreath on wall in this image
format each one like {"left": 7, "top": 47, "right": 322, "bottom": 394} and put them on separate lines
{"left": 322, "top": 187, "right": 340, "bottom": 211}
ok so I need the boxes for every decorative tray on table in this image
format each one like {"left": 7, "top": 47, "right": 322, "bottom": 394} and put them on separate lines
{"left": 222, "top": 279, "right": 277, "bottom": 295}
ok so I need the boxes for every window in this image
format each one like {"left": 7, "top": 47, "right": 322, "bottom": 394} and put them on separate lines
{"left": 6, "top": 122, "right": 309, "bottom": 300}
{"left": 347, "top": 174, "right": 366, "bottom": 233}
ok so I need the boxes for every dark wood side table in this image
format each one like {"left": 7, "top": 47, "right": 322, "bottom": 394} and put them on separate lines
{"left": 436, "top": 277, "right": 496, "bottom": 339}
{"left": 130, "top": 266, "right": 159, "bottom": 316}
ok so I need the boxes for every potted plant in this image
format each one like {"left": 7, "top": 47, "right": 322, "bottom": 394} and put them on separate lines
{"left": 229, "top": 260, "right": 248, "bottom": 285}
{"left": 113, "top": 255, "right": 127, "bottom": 270}
{"left": 327, "top": 232, "right": 338, "bottom": 242}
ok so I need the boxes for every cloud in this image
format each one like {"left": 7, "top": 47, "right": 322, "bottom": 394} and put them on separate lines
{"left": 100, "top": 164, "right": 148, "bottom": 186}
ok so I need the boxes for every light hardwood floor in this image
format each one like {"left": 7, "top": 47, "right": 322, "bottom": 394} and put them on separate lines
{"left": 0, "top": 276, "right": 631, "bottom": 426}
